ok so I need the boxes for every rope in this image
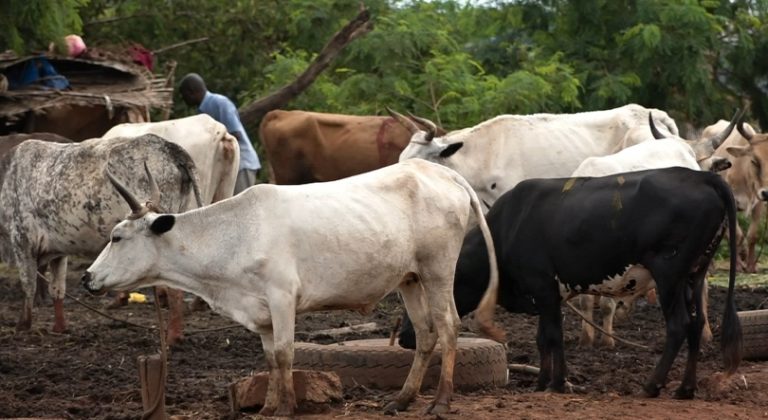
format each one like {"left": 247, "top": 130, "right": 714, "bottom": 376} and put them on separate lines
{"left": 64, "top": 291, "right": 155, "bottom": 330}
{"left": 63, "top": 290, "right": 243, "bottom": 335}
{"left": 41, "top": 271, "right": 243, "bottom": 335}
{"left": 564, "top": 300, "right": 651, "bottom": 351}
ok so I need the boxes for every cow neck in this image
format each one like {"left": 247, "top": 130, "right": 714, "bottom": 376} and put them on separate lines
{"left": 375, "top": 118, "right": 395, "bottom": 166}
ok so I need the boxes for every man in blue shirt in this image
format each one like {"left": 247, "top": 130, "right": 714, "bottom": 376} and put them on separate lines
{"left": 179, "top": 73, "right": 261, "bottom": 194}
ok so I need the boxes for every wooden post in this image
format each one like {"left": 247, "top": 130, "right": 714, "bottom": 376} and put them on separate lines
{"left": 138, "top": 354, "right": 167, "bottom": 420}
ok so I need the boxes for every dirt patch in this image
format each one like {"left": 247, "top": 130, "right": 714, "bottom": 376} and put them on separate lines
{"left": 1, "top": 261, "right": 767, "bottom": 419}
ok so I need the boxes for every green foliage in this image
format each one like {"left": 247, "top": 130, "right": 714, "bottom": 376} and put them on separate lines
{"left": 0, "top": 0, "right": 87, "bottom": 53}
{"left": 14, "top": 0, "right": 763, "bottom": 140}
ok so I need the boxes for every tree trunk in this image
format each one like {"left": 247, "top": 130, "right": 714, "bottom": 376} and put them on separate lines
{"left": 238, "top": 6, "right": 373, "bottom": 130}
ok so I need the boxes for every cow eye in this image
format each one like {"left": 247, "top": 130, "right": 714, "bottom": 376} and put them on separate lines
{"left": 112, "top": 236, "right": 122, "bottom": 243}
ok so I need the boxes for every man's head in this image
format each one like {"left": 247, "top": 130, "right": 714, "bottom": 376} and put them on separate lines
{"left": 179, "top": 73, "right": 207, "bottom": 107}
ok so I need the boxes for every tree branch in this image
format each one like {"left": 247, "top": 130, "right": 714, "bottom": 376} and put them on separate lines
{"left": 153, "top": 37, "right": 210, "bottom": 54}
{"left": 239, "top": 6, "right": 374, "bottom": 129}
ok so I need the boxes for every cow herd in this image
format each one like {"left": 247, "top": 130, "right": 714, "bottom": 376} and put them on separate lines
{"left": 0, "top": 103, "right": 758, "bottom": 416}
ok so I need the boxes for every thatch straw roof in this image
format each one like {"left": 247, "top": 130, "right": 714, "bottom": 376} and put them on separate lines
{"left": 0, "top": 50, "right": 174, "bottom": 122}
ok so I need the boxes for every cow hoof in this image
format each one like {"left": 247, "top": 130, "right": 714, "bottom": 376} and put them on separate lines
{"left": 598, "top": 337, "right": 616, "bottom": 349}
{"left": 260, "top": 404, "right": 294, "bottom": 417}
{"left": 427, "top": 401, "right": 450, "bottom": 415}
{"left": 578, "top": 337, "right": 594, "bottom": 348}
{"left": 641, "top": 384, "right": 662, "bottom": 398}
{"left": 166, "top": 334, "right": 184, "bottom": 347}
{"left": 383, "top": 400, "right": 408, "bottom": 415}
{"left": 15, "top": 322, "right": 31, "bottom": 332}
{"left": 674, "top": 386, "right": 695, "bottom": 399}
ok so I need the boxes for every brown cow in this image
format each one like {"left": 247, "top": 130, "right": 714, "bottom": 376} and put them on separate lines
{"left": 259, "top": 110, "right": 446, "bottom": 184}
{"left": 22, "top": 105, "right": 147, "bottom": 141}
{"left": 710, "top": 120, "right": 765, "bottom": 272}
{"left": 0, "top": 132, "right": 72, "bottom": 156}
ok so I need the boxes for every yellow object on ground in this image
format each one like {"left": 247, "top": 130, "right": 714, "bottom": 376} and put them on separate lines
{"left": 128, "top": 292, "right": 147, "bottom": 303}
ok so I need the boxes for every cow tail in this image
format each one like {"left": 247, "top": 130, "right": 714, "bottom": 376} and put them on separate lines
{"left": 159, "top": 140, "right": 204, "bottom": 212}
{"left": 183, "top": 160, "right": 204, "bottom": 210}
{"left": 455, "top": 175, "right": 505, "bottom": 344}
{"left": 714, "top": 175, "right": 742, "bottom": 374}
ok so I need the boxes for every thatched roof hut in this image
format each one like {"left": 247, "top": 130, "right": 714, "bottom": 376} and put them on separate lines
{"left": 0, "top": 50, "right": 174, "bottom": 141}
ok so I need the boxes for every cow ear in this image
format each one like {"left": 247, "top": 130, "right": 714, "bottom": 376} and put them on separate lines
{"left": 150, "top": 214, "right": 176, "bottom": 235}
{"left": 725, "top": 145, "right": 751, "bottom": 158}
{"left": 440, "top": 142, "right": 464, "bottom": 158}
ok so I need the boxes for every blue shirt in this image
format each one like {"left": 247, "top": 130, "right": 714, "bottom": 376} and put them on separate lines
{"left": 199, "top": 91, "right": 261, "bottom": 171}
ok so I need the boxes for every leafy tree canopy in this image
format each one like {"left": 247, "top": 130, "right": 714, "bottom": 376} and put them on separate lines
{"left": 6, "top": 0, "right": 768, "bottom": 131}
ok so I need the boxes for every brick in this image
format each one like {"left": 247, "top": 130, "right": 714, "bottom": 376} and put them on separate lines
{"left": 229, "top": 370, "right": 343, "bottom": 410}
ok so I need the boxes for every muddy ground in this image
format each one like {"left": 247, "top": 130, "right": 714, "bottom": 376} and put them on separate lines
{"left": 1, "top": 259, "right": 767, "bottom": 420}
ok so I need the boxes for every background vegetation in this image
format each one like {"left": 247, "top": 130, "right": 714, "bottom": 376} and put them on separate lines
{"left": 4, "top": 0, "right": 768, "bottom": 133}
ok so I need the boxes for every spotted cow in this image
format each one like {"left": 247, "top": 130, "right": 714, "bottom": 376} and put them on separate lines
{"left": 0, "top": 134, "right": 201, "bottom": 334}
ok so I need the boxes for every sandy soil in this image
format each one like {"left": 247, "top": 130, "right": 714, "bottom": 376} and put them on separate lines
{"left": 1, "top": 260, "right": 767, "bottom": 420}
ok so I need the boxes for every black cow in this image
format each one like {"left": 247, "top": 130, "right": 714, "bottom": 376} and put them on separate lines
{"left": 399, "top": 166, "right": 742, "bottom": 398}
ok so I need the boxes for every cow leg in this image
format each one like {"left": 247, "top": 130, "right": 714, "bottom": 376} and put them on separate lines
{"left": 15, "top": 258, "right": 37, "bottom": 331}
{"left": 675, "top": 270, "right": 708, "bottom": 399}
{"left": 34, "top": 269, "right": 50, "bottom": 305}
{"left": 577, "top": 295, "right": 596, "bottom": 348}
{"left": 385, "top": 277, "right": 437, "bottom": 414}
{"left": 260, "top": 292, "right": 297, "bottom": 417}
{"left": 744, "top": 202, "right": 763, "bottom": 273}
{"left": 423, "top": 278, "right": 460, "bottom": 414}
{"left": 48, "top": 257, "right": 68, "bottom": 333}
{"left": 598, "top": 297, "right": 617, "bottom": 349}
{"left": 259, "top": 331, "right": 282, "bottom": 415}
{"left": 164, "top": 288, "right": 185, "bottom": 346}
{"left": 701, "top": 279, "right": 712, "bottom": 344}
{"left": 642, "top": 278, "right": 688, "bottom": 398}
{"left": 731, "top": 221, "right": 748, "bottom": 272}
{"left": 536, "top": 296, "right": 567, "bottom": 392}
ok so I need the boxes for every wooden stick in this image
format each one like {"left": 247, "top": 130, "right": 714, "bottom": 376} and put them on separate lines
{"left": 508, "top": 364, "right": 540, "bottom": 375}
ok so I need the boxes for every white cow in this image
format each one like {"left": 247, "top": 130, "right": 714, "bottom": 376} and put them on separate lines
{"left": 103, "top": 114, "right": 239, "bottom": 204}
{"left": 394, "top": 104, "right": 737, "bottom": 209}
{"left": 103, "top": 114, "right": 240, "bottom": 341}
{"left": 82, "top": 159, "right": 503, "bottom": 417}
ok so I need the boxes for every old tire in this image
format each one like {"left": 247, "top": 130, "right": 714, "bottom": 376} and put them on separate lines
{"left": 738, "top": 309, "right": 768, "bottom": 360}
{"left": 293, "top": 337, "right": 508, "bottom": 391}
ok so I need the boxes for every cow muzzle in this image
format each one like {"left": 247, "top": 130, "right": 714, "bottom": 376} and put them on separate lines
{"left": 81, "top": 271, "right": 106, "bottom": 296}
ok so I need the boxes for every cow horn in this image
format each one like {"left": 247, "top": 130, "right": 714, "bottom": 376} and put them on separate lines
{"left": 648, "top": 112, "right": 666, "bottom": 140}
{"left": 386, "top": 107, "right": 420, "bottom": 135}
{"left": 407, "top": 112, "right": 437, "bottom": 142}
{"left": 708, "top": 108, "right": 745, "bottom": 149}
{"left": 143, "top": 161, "right": 161, "bottom": 207}
{"left": 106, "top": 168, "right": 143, "bottom": 213}
{"left": 737, "top": 120, "right": 754, "bottom": 142}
